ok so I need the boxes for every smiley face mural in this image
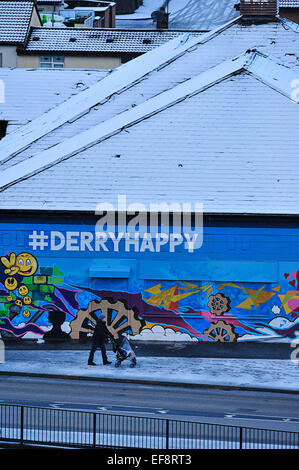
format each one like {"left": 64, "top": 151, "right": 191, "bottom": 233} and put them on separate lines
{"left": 0, "top": 252, "right": 70, "bottom": 339}
{"left": 4, "top": 277, "right": 18, "bottom": 291}
{"left": 18, "top": 285, "right": 29, "bottom": 296}
{"left": 1, "top": 252, "right": 38, "bottom": 277}
{"left": 0, "top": 251, "right": 298, "bottom": 343}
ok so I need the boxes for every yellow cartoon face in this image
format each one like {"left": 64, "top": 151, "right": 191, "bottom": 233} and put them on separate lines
{"left": 23, "top": 310, "right": 30, "bottom": 318}
{"left": 23, "top": 296, "right": 32, "bottom": 305}
{"left": 4, "top": 277, "right": 18, "bottom": 291}
{"left": 15, "top": 299, "right": 23, "bottom": 307}
{"left": 18, "top": 285, "right": 29, "bottom": 296}
{"left": 15, "top": 253, "right": 38, "bottom": 277}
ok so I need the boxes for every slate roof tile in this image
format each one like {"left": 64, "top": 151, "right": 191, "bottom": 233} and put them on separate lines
{"left": 22, "top": 27, "right": 202, "bottom": 54}
{"left": 0, "top": 0, "right": 35, "bottom": 44}
{"left": 0, "top": 67, "right": 109, "bottom": 133}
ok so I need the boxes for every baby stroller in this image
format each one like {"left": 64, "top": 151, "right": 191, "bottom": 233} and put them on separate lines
{"left": 112, "top": 334, "right": 137, "bottom": 368}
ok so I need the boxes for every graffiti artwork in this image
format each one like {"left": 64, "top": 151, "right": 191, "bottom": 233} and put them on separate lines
{"left": 0, "top": 251, "right": 298, "bottom": 343}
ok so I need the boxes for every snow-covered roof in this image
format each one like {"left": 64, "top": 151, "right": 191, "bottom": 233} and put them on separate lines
{"left": 0, "top": 16, "right": 298, "bottom": 215}
{"left": 2, "top": 16, "right": 297, "bottom": 162}
{"left": 0, "top": 0, "right": 37, "bottom": 44}
{"left": 0, "top": 67, "right": 109, "bottom": 133}
{"left": 0, "top": 50, "right": 298, "bottom": 215}
{"left": 20, "top": 27, "right": 201, "bottom": 55}
{"left": 161, "top": 0, "right": 298, "bottom": 32}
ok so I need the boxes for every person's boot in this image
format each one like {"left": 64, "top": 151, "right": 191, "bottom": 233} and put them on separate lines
{"left": 88, "top": 360, "right": 96, "bottom": 366}
{"left": 103, "top": 360, "right": 112, "bottom": 365}
{"left": 115, "top": 359, "right": 121, "bottom": 367}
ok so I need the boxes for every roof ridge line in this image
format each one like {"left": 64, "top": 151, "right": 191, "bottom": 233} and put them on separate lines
{"left": 0, "top": 51, "right": 251, "bottom": 192}
{"left": 0, "top": 17, "right": 241, "bottom": 164}
{"left": 0, "top": 34, "right": 196, "bottom": 163}
{"left": 245, "top": 50, "right": 299, "bottom": 102}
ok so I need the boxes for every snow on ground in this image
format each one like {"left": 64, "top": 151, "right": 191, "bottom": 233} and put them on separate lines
{"left": 116, "top": 0, "right": 166, "bottom": 19}
{"left": 170, "top": 0, "right": 239, "bottom": 30}
{"left": 115, "top": 0, "right": 239, "bottom": 30}
{"left": 1, "top": 350, "right": 298, "bottom": 392}
{"left": 115, "top": 0, "right": 194, "bottom": 29}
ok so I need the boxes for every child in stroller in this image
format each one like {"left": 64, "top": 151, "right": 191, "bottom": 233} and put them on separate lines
{"left": 112, "top": 334, "right": 137, "bottom": 368}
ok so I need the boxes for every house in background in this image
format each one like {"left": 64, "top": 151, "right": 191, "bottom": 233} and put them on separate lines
{"left": 235, "top": 0, "right": 299, "bottom": 24}
{"left": 0, "top": 0, "right": 201, "bottom": 69}
{"left": 59, "top": 1, "right": 116, "bottom": 28}
{"left": 0, "top": 4, "right": 298, "bottom": 346}
{"left": 36, "top": 0, "right": 61, "bottom": 15}
{"left": 0, "top": 0, "right": 42, "bottom": 67}
{"left": 16, "top": 28, "right": 200, "bottom": 69}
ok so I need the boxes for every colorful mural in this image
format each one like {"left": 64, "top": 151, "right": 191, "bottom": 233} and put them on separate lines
{"left": 0, "top": 251, "right": 298, "bottom": 343}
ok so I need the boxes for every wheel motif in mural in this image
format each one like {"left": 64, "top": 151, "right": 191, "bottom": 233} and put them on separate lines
{"left": 204, "top": 293, "right": 237, "bottom": 342}
{"left": 203, "top": 321, "right": 238, "bottom": 342}
{"left": 207, "top": 293, "right": 231, "bottom": 315}
{"left": 70, "top": 298, "right": 145, "bottom": 340}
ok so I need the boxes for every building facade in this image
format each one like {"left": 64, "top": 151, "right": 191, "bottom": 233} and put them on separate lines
{"left": 0, "top": 10, "right": 298, "bottom": 347}
{"left": 0, "top": 212, "right": 298, "bottom": 344}
{"left": 0, "top": 0, "right": 42, "bottom": 67}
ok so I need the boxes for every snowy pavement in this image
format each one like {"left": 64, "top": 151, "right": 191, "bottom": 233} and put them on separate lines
{"left": 0, "top": 349, "right": 298, "bottom": 393}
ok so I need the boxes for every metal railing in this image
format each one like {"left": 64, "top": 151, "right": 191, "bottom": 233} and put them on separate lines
{"left": 0, "top": 403, "right": 298, "bottom": 449}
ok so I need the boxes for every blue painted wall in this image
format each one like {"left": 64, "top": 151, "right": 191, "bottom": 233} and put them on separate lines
{"left": 0, "top": 213, "right": 298, "bottom": 343}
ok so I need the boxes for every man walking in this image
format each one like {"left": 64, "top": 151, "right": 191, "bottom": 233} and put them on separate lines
{"left": 88, "top": 313, "right": 112, "bottom": 366}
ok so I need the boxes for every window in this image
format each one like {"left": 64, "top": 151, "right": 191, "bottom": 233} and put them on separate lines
{"left": 40, "top": 56, "right": 65, "bottom": 69}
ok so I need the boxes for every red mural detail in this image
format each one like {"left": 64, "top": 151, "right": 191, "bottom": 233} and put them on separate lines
{"left": 284, "top": 271, "right": 299, "bottom": 291}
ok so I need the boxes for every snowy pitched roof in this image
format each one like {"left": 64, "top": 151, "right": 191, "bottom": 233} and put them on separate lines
{"left": 20, "top": 27, "right": 201, "bottom": 55}
{"left": 0, "top": 16, "right": 298, "bottom": 215}
{"left": 0, "top": 0, "right": 38, "bottom": 44}
{"left": 1, "top": 33, "right": 198, "bottom": 160}
{"left": 0, "top": 67, "right": 109, "bottom": 133}
{"left": 0, "top": 50, "right": 298, "bottom": 215}
{"left": 1, "top": 15, "right": 298, "bottom": 163}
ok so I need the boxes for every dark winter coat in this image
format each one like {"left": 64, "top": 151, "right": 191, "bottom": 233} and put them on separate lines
{"left": 92, "top": 319, "right": 112, "bottom": 343}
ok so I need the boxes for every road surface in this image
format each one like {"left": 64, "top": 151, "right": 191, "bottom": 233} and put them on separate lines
{"left": 0, "top": 376, "right": 298, "bottom": 432}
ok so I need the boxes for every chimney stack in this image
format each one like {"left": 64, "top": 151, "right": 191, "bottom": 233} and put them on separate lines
{"left": 239, "top": 0, "right": 278, "bottom": 16}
